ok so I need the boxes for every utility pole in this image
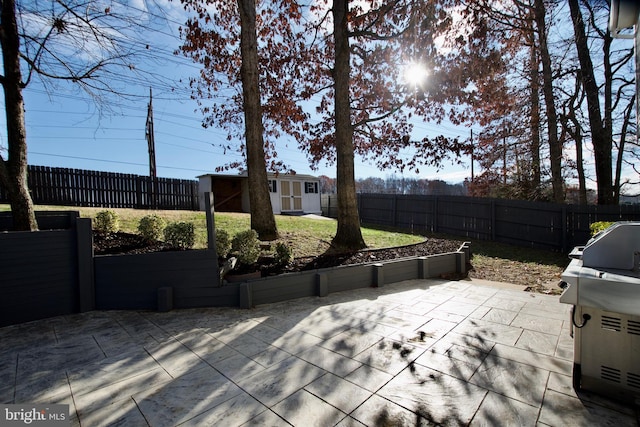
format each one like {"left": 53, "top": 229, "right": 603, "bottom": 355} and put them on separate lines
{"left": 145, "top": 87, "right": 157, "bottom": 208}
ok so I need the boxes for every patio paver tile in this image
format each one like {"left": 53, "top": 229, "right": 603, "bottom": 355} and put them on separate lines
{"left": 270, "top": 330, "right": 325, "bottom": 355}
{"left": 178, "top": 392, "right": 268, "bottom": 427}
{"left": 469, "top": 391, "right": 539, "bottom": 427}
{"left": 482, "top": 308, "right": 518, "bottom": 325}
{"left": 143, "top": 338, "right": 211, "bottom": 378}
{"left": 73, "top": 367, "right": 172, "bottom": 416}
{"left": 221, "top": 333, "right": 274, "bottom": 358}
{"left": 378, "top": 364, "right": 488, "bottom": 425}
{"left": 490, "top": 343, "right": 572, "bottom": 375}
{"left": 350, "top": 394, "right": 426, "bottom": 427}
{"left": 133, "top": 366, "right": 242, "bottom": 426}
{"left": 469, "top": 305, "right": 492, "bottom": 320}
{"left": 272, "top": 389, "right": 346, "bottom": 427}
{"left": 16, "top": 338, "right": 105, "bottom": 384}
{"left": 65, "top": 349, "right": 158, "bottom": 397}
{"left": 555, "top": 330, "right": 575, "bottom": 360}
{"left": 452, "top": 318, "right": 524, "bottom": 346}
{"left": 417, "top": 318, "right": 458, "bottom": 340}
{"left": 319, "top": 329, "right": 385, "bottom": 358}
{"left": 250, "top": 345, "right": 293, "bottom": 368}
{"left": 235, "top": 357, "right": 326, "bottom": 407}
{"left": 344, "top": 365, "right": 394, "bottom": 393}
{"left": 208, "top": 352, "right": 265, "bottom": 382}
{"left": 483, "top": 297, "right": 526, "bottom": 312}
{"left": 14, "top": 370, "right": 71, "bottom": 404}
{"left": 515, "top": 329, "right": 560, "bottom": 356}
{"left": 435, "top": 300, "right": 480, "bottom": 317}
{"left": 335, "top": 416, "right": 366, "bottom": 426}
{"left": 239, "top": 409, "right": 287, "bottom": 427}
{"left": 393, "top": 301, "right": 438, "bottom": 317}
{"left": 511, "top": 312, "right": 563, "bottom": 335}
{"left": 539, "top": 389, "right": 638, "bottom": 427}
{"left": 414, "top": 349, "right": 483, "bottom": 381}
{"left": 296, "top": 346, "right": 362, "bottom": 377}
{"left": 354, "top": 338, "right": 423, "bottom": 376}
{"left": 429, "top": 331, "right": 497, "bottom": 354}
{"left": 77, "top": 394, "right": 147, "bottom": 427}
{"left": 469, "top": 354, "right": 550, "bottom": 406}
{"left": 305, "top": 372, "right": 372, "bottom": 414}
{"left": 424, "top": 310, "right": 466, "bottom": 324}
{"left": 547, "top": 372, "right": 637, "bottom": 417}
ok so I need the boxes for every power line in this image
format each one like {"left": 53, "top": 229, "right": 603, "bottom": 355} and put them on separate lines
{"left": 27, "top": 151, "right": 214, "bottom": 174}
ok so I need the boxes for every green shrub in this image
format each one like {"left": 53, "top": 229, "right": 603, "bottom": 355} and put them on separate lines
{"left": 164, "top": 222, "right": 195, "bottom": 249}
{"left": 231, "top": 229, "right": 261, "bottom": 266}
{"left": 590, "top": 221, "right": 615, "bottom": 236}
{"left": 216, "top": 229, "right": 232, "bottom": 258}
{"left": 274, "top": 242, "right": 293, "bottom": 266}
{"left": 137, "top": 214, "right": 166, "bottom": 241}
{"left": 94, "top": 210, "right": 119, "bottom": 233}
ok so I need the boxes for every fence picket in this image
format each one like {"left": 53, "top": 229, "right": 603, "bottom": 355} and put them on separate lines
{"left": 0, "top": 165, "right": 199, "bottom": 211}
{"left": 321, "top": 193, "right": 640, "bottom": 252}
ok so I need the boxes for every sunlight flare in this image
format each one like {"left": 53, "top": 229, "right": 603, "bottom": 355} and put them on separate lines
{"left": 402, "top": 61, "right": 429, "bottom": 88}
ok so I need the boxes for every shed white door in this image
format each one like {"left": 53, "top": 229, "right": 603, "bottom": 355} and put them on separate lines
{"left": 281, "top": 181, "right": 302, "bottom": 211}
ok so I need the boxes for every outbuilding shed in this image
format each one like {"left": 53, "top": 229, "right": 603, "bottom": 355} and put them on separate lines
{"left": 197, "top": 172, "right": 322, "bottom": 215}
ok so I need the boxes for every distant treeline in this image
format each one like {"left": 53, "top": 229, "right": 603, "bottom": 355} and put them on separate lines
{"left": 318, "top": 175, "right": 466, "bottom": 196}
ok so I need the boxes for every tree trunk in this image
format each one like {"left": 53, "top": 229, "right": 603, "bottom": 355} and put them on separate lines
{"left": 237, "top": 0, "right": 278, "bottom": 240}
{"left": 331, "top": 0, "right": 365, "bottom": 251}
{"left": 0, "top": 0, "right": 37, "bottom": 231}
{"left": 528, "top": 33, "right": 541, "bottom": 194}
{"left": 568, "top": 0, "right": 614, "bottom": 205}
{"left": 574, "top": 127, "right": 587, "bottom": 205}
{"left": 614, "top": 95, "right": 635, "bottom": 203}
{"left": 533, "top": 0, "right": 563, "bottom": 203}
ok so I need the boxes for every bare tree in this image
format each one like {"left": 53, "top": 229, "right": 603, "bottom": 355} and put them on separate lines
{"left": 0, "top": 0, "right": 174, "bottom": 230}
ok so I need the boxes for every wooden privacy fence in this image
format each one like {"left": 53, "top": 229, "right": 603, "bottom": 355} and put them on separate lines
{"left": 0, "top": 165, "right": 199, "bottom": 210}
{"left": 322, "top": 193, "right": 640, "bottom": 252}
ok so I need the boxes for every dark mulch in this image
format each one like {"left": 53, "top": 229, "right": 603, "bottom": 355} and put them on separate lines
{"left": 93, "top": 232, "right": 176, "bottom": 255}
{"left": 279, "top": 237, "right": 462, "bottom": 273}
{"left": 93, "top": 233, "right": 462, "bottom": 274}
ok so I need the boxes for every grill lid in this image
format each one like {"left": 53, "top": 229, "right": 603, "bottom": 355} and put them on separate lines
{"left": 560, "top": 222, "right": 640, "bottom": 316}
{"left": 581, "top": 222, "right": 640, "bottom": 270}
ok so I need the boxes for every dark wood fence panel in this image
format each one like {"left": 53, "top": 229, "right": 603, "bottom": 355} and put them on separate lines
{"left": 322, "top": 194, "right": 640, "bottom": 252}
{"left": 493, "top": 199, "right": 564, "bottom": 250}
{"left": 436, "top": 196, "right": 492, "bottom": 240}
{"left": 0, "top": 165, "right": 199, "bottom": 210}
{"left": 395, "top": 195, "right": 435, "bottom": 233}
{"left": 358, "top": 194, "right": 395, "bottom": 227}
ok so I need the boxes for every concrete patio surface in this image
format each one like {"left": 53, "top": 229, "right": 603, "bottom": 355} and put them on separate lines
{"left": 1, "top": 278, "right": 638, "bottom": 426}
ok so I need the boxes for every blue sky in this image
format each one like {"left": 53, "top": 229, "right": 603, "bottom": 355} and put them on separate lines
{"left": 1, "top": 1, "right": 475, "bottom": 183}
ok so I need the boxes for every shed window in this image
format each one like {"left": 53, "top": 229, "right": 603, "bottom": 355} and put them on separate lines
{"left": 268, "top": 180, "right": 277, "bottom": 193}
{"left": 305, "top": 181, "right": 318, "bottom": 194}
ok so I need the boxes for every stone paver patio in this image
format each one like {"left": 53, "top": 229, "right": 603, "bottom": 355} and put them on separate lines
{"left": 1, "top": 278, "right": 638, "bottom": 426}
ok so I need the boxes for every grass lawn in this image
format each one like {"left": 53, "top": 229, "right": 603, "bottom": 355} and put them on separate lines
{"left": 0, "top": 205, "right": 424, "bottom": 257}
